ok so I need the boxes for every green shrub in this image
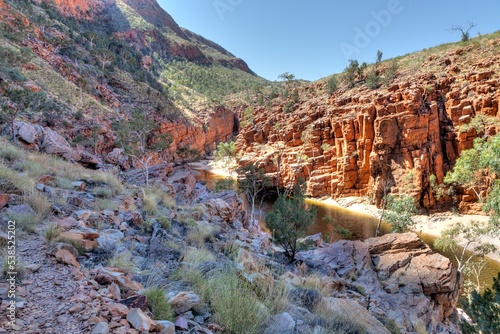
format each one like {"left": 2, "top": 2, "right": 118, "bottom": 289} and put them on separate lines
{"left": 208, "top": 269, "right": 268, "bottom": 334}
{"left": 186, "top": 223, "right": 214, "bottom": 247}
{"left": 44, "top": 224, "right": 61, "bottom": 242}
{"left": 7, "top": 213, "right": 39, "bottom": 233}
{"left": 0, "top": 145, "right": 26, "bottom": 162}
{"left": 266, "top": 182, "right": 317, "bottom": 261}
{"left": 383, "top": 61, "right": 398, "bottom": 86}
{"left": 343, "top": 59, "right": 360, "bottom": 88}
{"left": 282, "top": 101, "right": 294, "bottom": 114}
{"left": 0, "top": 164, "right": 34, "bottom": 193}
{"left": 260, "top": 280, "right": 290, "bottom": 314}
{"left": 107, "top": 250, "right": 136, "bottom": 273}
{"left": 214, "top": 177, "right": 236, "bottom": 192}
{"left": 460, "top": 272, "right": 500, "bottom": 333}
{"left": 143, "top": 287, "right": 174, "bottom": 321}
{"left": 384, "top": 194, "right": 418, "bottom": 233}
{"left": 326, "top": 76, "right": 338, "bottom": 94}
{"left": 365, "top": 70, "right": 381, "bottom": 90}
{"left": 24, "top": 189, "right": 51, "bottom": 217}
{"left": 214, "top": 141, "right": 237, "bottom": 161}
{"left": 56, "top": 237, "right": 86, "bottom": 255}
{"left": 143, "top": 192, "right": 159, "bottom": 215}
{"left": 92, "top": 186, "right": 114, "bottom": 199}
{"left": 182, "top": 247, "right": 215, "bottom": 265}
{"left": 291, "top": 88, "right": 299, "bottom": 103}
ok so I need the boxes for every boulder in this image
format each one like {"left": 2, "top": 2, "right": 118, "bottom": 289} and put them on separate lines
{"left": 203, "top": 198, "right": 232, "bottom": 222}
{"left": 108, "top": 283, "right": 121, "bottom": 301}
{"left": 157, "top": 320, "right": 176, "bottom": 334}
{"left": 126, "top": 308, "right": 157, "bottom": 331}
{"left": 59, "top": 228, "right": 100, "bottom": 251}
{"left": 5, "top": 204, "right": 35, "bottom": 216}
{"left": 203, "top": 190, "right": 247, "bottom": 224}
{"left": 107, "top": 302, "right": 129, "bottom": 317}
{"left": 96, "top": 229, "right": 124, "bottom": 248}
{"left": 55, "top": 249, "right": 81, "bottom": 270}
{"left": 174, "top": 316, "right": 188, "bottom": 330}
{"left": 264, "top": 312, "right": 295, "bottom": 333}
{"left": 13, "top": 121, "right": 100, "bottom": 165}
{"left": 98, "top": 267, "right": 144, "bottom": 292}
{"left": 91, "top": 322, "right": 109, "bottom": 334}
{"left": 297, "top": 233, "right": 461, "bottom": 333}
{"left": 168, "top": 291, "right": 200, "bottom": 314}
{"left": 0, "top": 194, "right": 9, "bottom": 209}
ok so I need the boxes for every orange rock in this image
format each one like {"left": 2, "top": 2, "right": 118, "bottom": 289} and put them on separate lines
{"left": 55, "top": 249, "right": 81, "bottom": 270}
{"left": 0, "top": 194, "right": 9, "bottom": 209}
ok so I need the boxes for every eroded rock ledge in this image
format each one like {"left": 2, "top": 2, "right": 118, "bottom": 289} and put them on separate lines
{"left": 298, "top": 232, "right": 461, "bottom": 333}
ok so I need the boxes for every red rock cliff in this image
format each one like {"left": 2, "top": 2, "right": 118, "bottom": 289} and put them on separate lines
{"left": 236, "top": 42, "right": 500, "bottom": 209}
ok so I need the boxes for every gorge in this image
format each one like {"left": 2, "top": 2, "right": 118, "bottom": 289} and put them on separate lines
{"left": 0, "top": 0, "right": 499, "bottom": 333}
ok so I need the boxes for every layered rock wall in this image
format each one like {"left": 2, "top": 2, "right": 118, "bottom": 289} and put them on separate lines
{"left": 236, "top": 47, "right": 500, "bottom": 208}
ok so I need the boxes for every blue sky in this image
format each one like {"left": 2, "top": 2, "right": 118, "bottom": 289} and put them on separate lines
{"left": 158, "top": 1, "right": 500, "bottom": 81}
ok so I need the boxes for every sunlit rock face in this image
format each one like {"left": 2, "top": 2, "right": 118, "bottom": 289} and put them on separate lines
{"left": 298, "top": 232, "right": 462, "bottom": 333}
{"left": 236, "top": 57, "right": 500, "bottom": 211}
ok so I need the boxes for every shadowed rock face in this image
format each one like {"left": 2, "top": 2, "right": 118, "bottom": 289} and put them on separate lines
{"left": 298, "top": 232, "right": 462, "bottom": 333}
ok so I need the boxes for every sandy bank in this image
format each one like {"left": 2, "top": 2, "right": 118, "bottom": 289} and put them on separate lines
{"left": 331, "top": 196, "right": 500, "bottom": 263}
{"left": 188, "top": 159, "right": 237, "bottom": 178}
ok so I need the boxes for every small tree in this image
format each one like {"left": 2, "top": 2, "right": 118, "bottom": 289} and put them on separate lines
{"left": 460, "top": 272, "right": 500, "bottom": 334}
{"left": 0, "top": 88, "right": 47, "bottom": 141}
{"left": 266, "top": 181, "right": 317, "bottom": 261}
{"left": 383, "top": 194, "right": 418, "bottom": 233}
{"left": 237, "top": 163, "right": 271, "bottom": 224}
{"left": 214, "top": 141, "right": 237, "bottom": 165}
{"left": 278, "top": 72, "right": 296, "bottom": 87}
{"left": 290, "top": 88, "right": 299, "bottom": 103}
{"left": 375, "top": 179, "right": 394, "bottom": 237}
{"left": 93, "top": 48, "right": 115, "bottom": 70}
{"left": 118, "top": 110, "right": 172, "bottom": 187}
{"left": 435, "top": 221, "right": 496, "bottom": 292}
{"left": 376, "top": 50, "right": 383, "bottom": 66}
{"left": 343, "top": 59, "right": 359, "bottom": 88}
{"left": 450, "top": 22, "right": 477, "bottom": 42}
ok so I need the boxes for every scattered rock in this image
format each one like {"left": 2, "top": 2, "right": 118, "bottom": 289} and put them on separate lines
{"left": 174, "top": 316, "right": 189, "bottom": 330}
{"left": 120, "top": 295, "right": 148, "bottom": 310}
{"left": 0, "top": 193, "right": 9, "bottom": 209}
{"left": 71, "top": 181, "right": 86, "bottom": 191}
{"left": 55, "top": 249, "right": 81, "bottom": 270}
{"left": 126, "top": 308, "right": 157, "bottom": 331}
{"left": 96, "top": 229, "right": 124, "bottom": 248}
{"left": 91, "top": 321, "right": 109, "bottom": 334}
{"left": 168, "top": 291, "right": 200, "bottom": 314}
{"left": 108, "top": 283, "right": 121, "bottom": 300}
{"left": 157, "top": 320, "right": 176, "bottom": 334}
{"left": 264, "top": 312, "right": 295, "bottom": 333}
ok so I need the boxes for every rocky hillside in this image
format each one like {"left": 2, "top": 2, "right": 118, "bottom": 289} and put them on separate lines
{"left": 0, "top": 137, "right": 463, "bottom": 333}
{"left": 0, "top": 0, "right": 267, "bottom": 167}
{"left": 235, "top": 32, "right": 500, "bottom": 211}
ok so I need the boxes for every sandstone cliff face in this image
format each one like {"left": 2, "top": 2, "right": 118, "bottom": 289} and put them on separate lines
{"left": 236, "top": 42, "right": 500, "bottom": 209}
